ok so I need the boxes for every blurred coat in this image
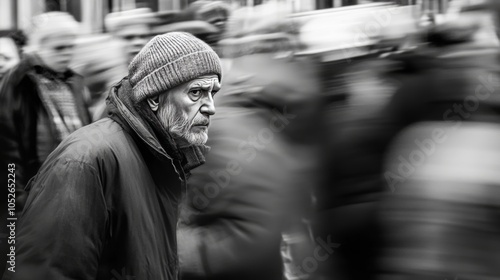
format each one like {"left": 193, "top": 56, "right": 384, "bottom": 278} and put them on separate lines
{"left": 315, "top": 43, "right": 500, "bottom": 279}
{"left": 178, "top": 53, "right": 320, "bottom": 280}
{"left": 2, "top": 78, "right": 205, "bottom": 280}
{"left": 312, "top": 56, "right": 399, "bottom": 280}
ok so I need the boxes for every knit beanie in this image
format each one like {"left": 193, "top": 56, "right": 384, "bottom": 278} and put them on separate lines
{"left": 129, "top": 32, "right": 222, "bottom": 102}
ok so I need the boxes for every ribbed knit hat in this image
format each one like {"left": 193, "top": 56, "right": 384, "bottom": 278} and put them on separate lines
{"left": 129, "top": 32, "right": 222, "bottom": 102}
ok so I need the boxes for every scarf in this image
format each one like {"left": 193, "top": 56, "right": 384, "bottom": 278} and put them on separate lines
{"left": 29, "top": 68, "right": 82, "bottom": 141}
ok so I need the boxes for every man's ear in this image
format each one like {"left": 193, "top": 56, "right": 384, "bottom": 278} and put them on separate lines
{"left": 147, "top": 96, "right": 159, "bottom": 112}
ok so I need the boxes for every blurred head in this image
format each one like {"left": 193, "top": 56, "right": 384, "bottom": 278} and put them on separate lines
{"left": 427, "top": 0, "right": 500, "bottom": 47}
{"left": 117, "top": 24, "right": 151, "bottom": 62}
{"left": 27, "top": 12, "right": 80, "bottom": 73}
{"left": 70, "top": 34, "right": 128, "bottom": 98}
{"left": 128, "top": 32, "right": 222, "bottom": 145}
{"left": 36, "top": 33, "right": 77, "bottom": 73}
{"left": 0, "top": 37, "right": 20, "bottom": 80}
{"left": 105, "top": 8, "right": 158, "bottom": 62}
{"left": 187, "top": 1, "right": 231, "bottom": 42}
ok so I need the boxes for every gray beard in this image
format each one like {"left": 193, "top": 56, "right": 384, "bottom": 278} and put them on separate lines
{"left": 157, "top": 101, "right": 208, "bottom": 146}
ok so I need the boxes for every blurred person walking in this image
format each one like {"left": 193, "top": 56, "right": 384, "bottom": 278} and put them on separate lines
{"left": 314, "top": 1, "right": 500, "bottom": 279}
{"left": 177, "top": 4, "right": 322, "bottom": 280}
{"left": 0, "top": 12, "right": 91, "bottom": 212}
{"left": 2, "top": 32, "right": 222, "bottom": 280}
{"left": 376, "top": 1, "right": 500, "bottom": 279}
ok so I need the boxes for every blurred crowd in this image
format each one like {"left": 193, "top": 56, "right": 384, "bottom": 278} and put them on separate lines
{"left": 2, "top": 0, "right": 500, "bottom": 279}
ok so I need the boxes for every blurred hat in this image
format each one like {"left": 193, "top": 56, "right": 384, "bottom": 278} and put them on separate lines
{"left": 187, "top": 0, "right": 231, "bottom": 23}
{"left": 27, "top": 12, "right": 80, "bottom": 48}
{"left": 105, "top": 8, "right": 159, "bottom": 34}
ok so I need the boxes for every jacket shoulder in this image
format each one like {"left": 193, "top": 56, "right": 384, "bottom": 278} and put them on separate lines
{"left": 53, "top": 118, "right": 136, "bottom": 164}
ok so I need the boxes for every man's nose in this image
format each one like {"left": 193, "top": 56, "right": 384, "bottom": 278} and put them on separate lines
{"left": 200, "top": 94, "right": 216, "bottom": 116}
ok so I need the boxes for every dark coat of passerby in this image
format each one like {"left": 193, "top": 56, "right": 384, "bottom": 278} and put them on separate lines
{"left": 177, "top": 6, "right": 321, "bottom": 280}
{"left": 0, "top": 12, "right": 91, "bottom": 211}
{"left": 2, "top": 32, "right": 222, "bottom": 280}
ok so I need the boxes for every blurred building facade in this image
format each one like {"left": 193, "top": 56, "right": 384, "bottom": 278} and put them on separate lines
{"left": 0, "top": 0, "right": 455, "bottom": 33}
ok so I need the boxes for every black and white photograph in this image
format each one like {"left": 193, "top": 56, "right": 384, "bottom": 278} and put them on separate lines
{"left": 1, "top": 0, "right": 500, "bottom": 279}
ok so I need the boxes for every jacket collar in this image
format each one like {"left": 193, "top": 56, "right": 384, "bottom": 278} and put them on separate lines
{"left": 106, "top": 78, "right": 208, "bottom": 177}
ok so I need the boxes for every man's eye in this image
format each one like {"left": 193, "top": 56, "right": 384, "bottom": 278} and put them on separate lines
{"left": 190, "top": 90, "right": 202, "bottom": 100}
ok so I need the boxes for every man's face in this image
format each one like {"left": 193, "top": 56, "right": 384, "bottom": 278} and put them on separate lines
{"left": 0, "top": 38, "right": 20, "bottom": 80}
{"left": 37, "top": 33, "right": 76, "bottom": 73}
{"left": 117, "top": 24, "right": 151, "bottom": 62}
{"left": 156, "top": 74, "right": 220, "bottom": 145}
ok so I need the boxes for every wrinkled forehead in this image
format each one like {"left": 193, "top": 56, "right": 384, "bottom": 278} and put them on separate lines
{"left": 161, "top": 74, "right": 221, "bottom": 97}
{"left": 187, "top": 74, "right": 221, "bottom": 88}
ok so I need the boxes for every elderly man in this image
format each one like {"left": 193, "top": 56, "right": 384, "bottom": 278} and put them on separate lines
{"left": 0, "top": 12, "right": 90, "bottom": 212}
{"left": 2, "top": 32, "right": 221, "bottom": 280}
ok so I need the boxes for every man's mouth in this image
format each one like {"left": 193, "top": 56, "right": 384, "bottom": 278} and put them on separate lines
{"left": 193, "top": 123, "right": 209, "bottom": 127}
{"left": 192, "top": 120, "right": 210, "bottom": 128}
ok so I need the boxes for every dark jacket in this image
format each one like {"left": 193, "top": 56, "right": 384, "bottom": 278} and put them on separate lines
{"left": 0, "top": 53, "right": 91, "bottom": 194}
{"left": 2, "top": 78, "right": 207, "bottom": 280}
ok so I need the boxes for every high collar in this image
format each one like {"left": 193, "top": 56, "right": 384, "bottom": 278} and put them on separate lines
{"left": 106, "top": 78, "right": 208, "bottom": 177}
